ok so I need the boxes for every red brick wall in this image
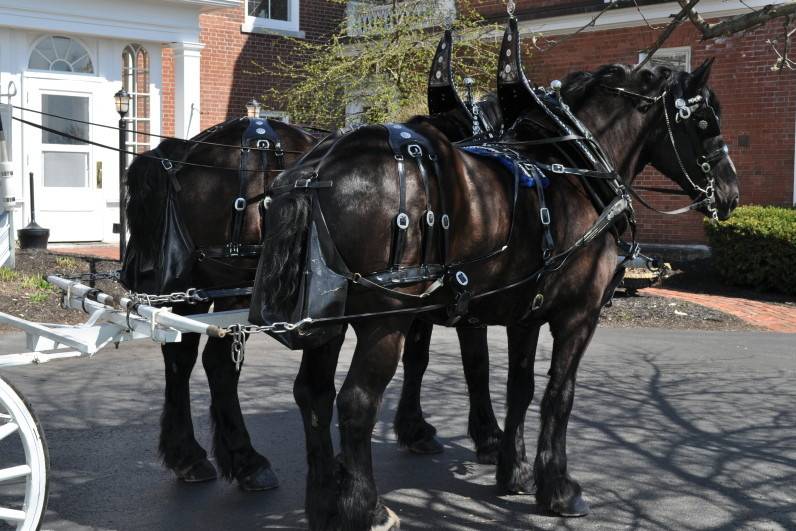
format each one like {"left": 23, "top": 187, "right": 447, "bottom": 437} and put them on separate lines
{"left": 160, "top": 1, "right": 794, "bottom": 246}
{"left": 161, "top": 48, "right": 174, "bottom": 137}
{"left": 197, "top": 1, "right": 345, "bottom": 128}
{"left": 515, "top": 18, "right": 796, "bottom": 244}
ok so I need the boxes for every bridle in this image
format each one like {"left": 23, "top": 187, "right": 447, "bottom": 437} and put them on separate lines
{"left": 601, "top": 84, "right": 730, "bottom": 221}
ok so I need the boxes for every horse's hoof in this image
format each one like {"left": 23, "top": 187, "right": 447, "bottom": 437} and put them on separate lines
{"left": 408, "top": 436, "right": 444, "bottom": 455}
{"left": 497, "top": 461, "right": 534, "bottom": 495}
{"left": 237, "top": 465, "right": 280, "bottom": 492}
{"left": 371, "top": 505, "right": 400, "bottom": 531}
{"left": 551, "top": 494, "right": 590, "bottom": 517}
{"left": 176, "top": 459, "right": 217, "bottom": 483}
{"left": 476, "top": 446, "right": 500, "bottom": 465}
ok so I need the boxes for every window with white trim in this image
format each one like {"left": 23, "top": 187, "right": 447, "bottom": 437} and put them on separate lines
{"left": 260, "top": 110, "right": 290, "bottom": 123}
{"left": 28, "top": 36, "right": 94, "bottom": 74}
{"left": 122, "top": 44, "right": 151, "bottom": 167}
{"left": 243, "top": 0, "right": 301, "bottom": 35}
{"left": 639, "top": 47, "right": 692, "bottom": 73}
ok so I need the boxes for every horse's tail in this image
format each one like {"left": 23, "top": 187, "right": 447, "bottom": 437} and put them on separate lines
{"left": 125, "top": 142, "right": 181, "bottom": 257}
{"left": 253, "top": 190, "right": 312, "bottom": 319}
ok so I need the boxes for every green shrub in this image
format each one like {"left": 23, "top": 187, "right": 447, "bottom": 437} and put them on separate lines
{"left": 704, "top": 205, "right": 796, "bottom": 294}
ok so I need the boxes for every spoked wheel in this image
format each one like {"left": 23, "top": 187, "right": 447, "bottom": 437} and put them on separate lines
{"left": 0, "top": 376, "right": 49, "bottom": 531}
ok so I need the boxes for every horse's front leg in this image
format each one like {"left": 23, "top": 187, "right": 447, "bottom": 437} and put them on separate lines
{"left": 336, "top": 317, "right": 410, "bottom": 530}
{"left": 534, "top": 310, "right": 600, "bottom": 517}
{"left": 496, "top": 322, "right": 541, "bottom": 494}
{"left": 457, "top": 326, "right": 503, "bottom": 464}
{"left": 294, "top": 331, "right": 345, "bottom": 531}
{"left": 202, "top": 334, "right": 277, "bottom": 491}
{"left": 394, "top": 319, "right": 444, "bottom": 455}
{"left": 159, "top": 302, "right": 217, "bottom": 483}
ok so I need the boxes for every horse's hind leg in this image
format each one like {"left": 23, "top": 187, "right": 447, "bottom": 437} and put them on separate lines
{"left": 159, "top": 303, "right": 217, "bottom": 483}
{"left": 496, "top": 323, "right": 541, "bottom": 494}
{"left": 294, "top": 332, "right": 345, "bottom": 531}
{"left": 534, "top": 311, "right": 600, "bottom": 517}
{"left": 335, "top": 317, "right": 409, "bottom": 530}
{"left": 458, "top": 326, "right": 503, "bottom": 464}
{"left": 394, "top": 319, "right": 444, "bottom": 455}
{"left": 202, "top": 335, "right": 278, "bottom": 491}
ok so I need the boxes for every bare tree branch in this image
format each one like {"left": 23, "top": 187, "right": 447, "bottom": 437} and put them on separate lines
{"left": 677, "top": 0, "right": 796, "bottom": 39}
{"left": 637, "top": 0, "right": 702, "bottom": 69}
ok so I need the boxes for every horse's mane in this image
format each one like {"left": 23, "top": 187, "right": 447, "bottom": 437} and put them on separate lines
{"left": 125, "top": 137, "right": 193, "bottom": 259}
{"left": 560, "top": 63, "right": 721, "bottom": 116}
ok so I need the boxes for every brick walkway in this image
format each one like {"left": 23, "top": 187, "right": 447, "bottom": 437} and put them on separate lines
{"left": 49, "top": 245, "right": 119, "bottom": 261}
{"left": 643, "top": 287, "right": 796, "bottom": 333}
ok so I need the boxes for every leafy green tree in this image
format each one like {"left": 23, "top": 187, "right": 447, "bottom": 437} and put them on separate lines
{"left": 257, "top": 0, "right": 500, "bottom": 126}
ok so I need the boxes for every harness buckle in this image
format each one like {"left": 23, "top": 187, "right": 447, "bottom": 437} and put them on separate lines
{"left": 700, "top": 162, "right": 712, "bottom": 173}
{"left": 294, "top": 179, "right": 312, "bottom": 189}
{"left": 241, "top": 147, "right": 251, "bottom": 153}
{"left": 234, "top": 197, "right": 247, "bottom": 212}
{"left": 426, "top": 210, "right": 435, "bottom": 227}
{"left": 224, "top": 243, "right": 241, "bottom": 257}
{"left": 455, "top": 271, "right": 470, "bottom": 287}
{"left": 256, "top": 139, "right": 270, "bottom": 149}
{"left": 407, "top": 144, "right": 423, "bottom": 158}
{"left": 161, "top": 159, "right": 174, "bottom": 171}
{"left": 396, "top": 213, "right": 410, "bottom": 230}
{"left": 394, "top": 154, "right": 404, "bottom": 162}
{"left": 551, "top": 163, "right": 565, "bottom": 174}
{"left": 441, "top": 214, "right": 450, "bottom": 230}
{"left": 540, "top": 207, "right": 551, "bottom": 226}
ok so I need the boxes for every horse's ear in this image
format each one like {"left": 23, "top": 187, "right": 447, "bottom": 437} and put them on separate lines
{"left": 689, "top": 57, "right": 715, "bottom": 92}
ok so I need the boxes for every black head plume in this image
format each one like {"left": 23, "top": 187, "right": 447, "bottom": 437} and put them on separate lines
{"left": 428, "top": 29, "right": 470, "bottom": 119}
{"left": 497, "top": 16, "right": 535, "bottom": 128}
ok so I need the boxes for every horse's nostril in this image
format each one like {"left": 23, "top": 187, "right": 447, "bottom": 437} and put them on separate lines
{"left": 730, "top": 196, "right": 739, "bottom": 210}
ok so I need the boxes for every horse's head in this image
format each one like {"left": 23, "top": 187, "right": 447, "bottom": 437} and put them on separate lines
{"left": 586, "top": 60, "right": 738, "bottom": 220}
{"left": 495, "top": 15, "right": 739, "bottom": 221}
{"left": 638, "top": 60, "right": 738, "bottom": 220}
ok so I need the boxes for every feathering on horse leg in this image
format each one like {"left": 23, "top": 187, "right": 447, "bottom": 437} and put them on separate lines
{"left": 159, "top": 334, "right": 215, "bottom": 481}
{"left": 496, "top": 323, "right": 541, "bottom": 494}
{"left": 336, "top": 318, "right": 408, "bottom": 531}
{"left": 295, "top": 332, "right": 346, "bottom": 531}
{"left": 457, "top": 326, "right": 502, "bottom": 464}
{"left": 203, "top": 335, "right": 277, "bottom": 491}
{"left": 394, "top": 319, "right": 443, "bottom": 455}
{"left": 534, "top": 310, "right": 600, "bottom": 517}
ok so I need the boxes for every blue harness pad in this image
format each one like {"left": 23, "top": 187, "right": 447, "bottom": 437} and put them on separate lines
{"left": 460, "top": 145, "right": 549, "bottom": 189}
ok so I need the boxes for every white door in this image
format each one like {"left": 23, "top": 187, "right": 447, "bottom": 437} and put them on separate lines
{"left": 24, "top": 77, "right": 104, "bottom": 242}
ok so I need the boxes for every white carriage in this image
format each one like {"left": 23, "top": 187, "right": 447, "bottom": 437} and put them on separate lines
{"left": 0, "top": 275, "right": 249, "bottom": 530}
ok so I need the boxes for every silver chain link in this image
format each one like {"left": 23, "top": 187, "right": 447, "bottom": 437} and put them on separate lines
{"left": 125, "top": 288, "right": 210, "bottom": 306}
{"left": 224, "top": 318, "right": 314, "bottom": 371}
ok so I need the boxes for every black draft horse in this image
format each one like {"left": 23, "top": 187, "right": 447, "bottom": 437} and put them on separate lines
{"left": 122, "top": 117, "right": 316, "bottom": 490}
{"left": 254, "top": 23, "right": 739, "bottom": 530}
{"left": 120, "top": 38, "right": 505, "bottom": 490}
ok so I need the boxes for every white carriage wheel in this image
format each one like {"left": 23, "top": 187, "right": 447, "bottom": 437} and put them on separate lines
{"left": 0, "top": 376, "right": 49, "bottom": 531}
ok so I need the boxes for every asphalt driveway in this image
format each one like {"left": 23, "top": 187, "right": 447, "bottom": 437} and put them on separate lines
{"left": 1, "top": 326, "right": 794, "bottom": 530}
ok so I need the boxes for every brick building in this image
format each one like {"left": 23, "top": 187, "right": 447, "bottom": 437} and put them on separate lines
{"left": 1, "top": 0, "right": 792, "bottom": 247}
{"left": 475, "top": 0, "right": 796, "bottom": 245}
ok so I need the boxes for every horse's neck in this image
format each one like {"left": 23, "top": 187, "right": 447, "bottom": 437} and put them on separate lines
{"left": 576, "top": 98, "right": 654, "bottom": 183}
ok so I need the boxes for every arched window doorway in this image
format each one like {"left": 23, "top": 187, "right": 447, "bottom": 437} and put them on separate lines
{"left": 29, "top": 36, "right": 94, "bottom": 74}
{"left": 122, "top": 44, "right": 150, "bottom": 167}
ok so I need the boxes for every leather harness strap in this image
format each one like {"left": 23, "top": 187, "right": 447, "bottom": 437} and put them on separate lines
{"left": 227, "top": 117, "right": 283, "bottom": 258}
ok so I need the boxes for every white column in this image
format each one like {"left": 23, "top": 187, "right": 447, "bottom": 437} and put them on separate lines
{"left": 169, "top": 42, "right": 204, "bottom": 139}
